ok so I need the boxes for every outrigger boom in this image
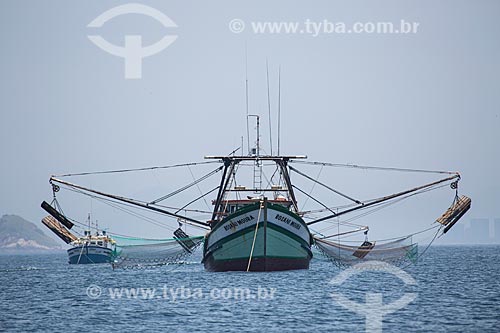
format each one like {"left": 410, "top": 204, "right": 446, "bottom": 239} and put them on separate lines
{"left": 307, "top": 173, "right": 461, "bottom": 225}
{"left": 49, "top": 176, "right": 211, "bottom": 229}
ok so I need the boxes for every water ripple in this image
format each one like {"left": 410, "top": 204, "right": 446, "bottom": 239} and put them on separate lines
{"left": 1, "top": 246, "right": 499, "bottom": 332}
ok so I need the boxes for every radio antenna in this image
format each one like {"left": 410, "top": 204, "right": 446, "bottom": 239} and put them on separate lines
{"left": 245, "top": 44, "right": 250, "bottom": 155}
{"left": 266, "top": 59, "right": 273, "bottom": 156}
{"left": 277, "top": 65, "right": 281, "bottom": 156}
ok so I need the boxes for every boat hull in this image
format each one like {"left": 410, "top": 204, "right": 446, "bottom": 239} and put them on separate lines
{"left": 203, "top": 255, "right": 310, "bottom": 272}
{"left": 203, "top": 202, "right": 312, "bottom": 272}
{"left": 67, "top": 245, "right": 113, "bottom": 264}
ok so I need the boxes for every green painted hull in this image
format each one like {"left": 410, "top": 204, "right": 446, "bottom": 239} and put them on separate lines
{"left": 203, "top": 202, "right": 313, "bottom": 271}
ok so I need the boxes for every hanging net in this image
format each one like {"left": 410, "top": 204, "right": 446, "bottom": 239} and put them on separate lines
{"left": 314, "top": 236, "right": 418, "bottom": 268}
{"left": 111, "top": 231, "right": 204, "bottom": 269}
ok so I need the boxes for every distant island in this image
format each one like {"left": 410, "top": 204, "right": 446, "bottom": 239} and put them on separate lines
{"left": 0, "top": 214, "right": 63, "bottom": 253}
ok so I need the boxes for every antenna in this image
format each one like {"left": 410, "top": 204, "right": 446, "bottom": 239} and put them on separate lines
{"left": 248, "top": 115, "right": 260, "bottom": 156}
{"left": 266, "top": 59, "right": 273, "bottom": 156}
{"left": 245, "top": 44, "right": 250, "bottom": 155}
{"left": 248, "top": 114, "right": 262, "bottom": 191}
{"left": 277, "top": 66, "right": 281, "bottom": 156}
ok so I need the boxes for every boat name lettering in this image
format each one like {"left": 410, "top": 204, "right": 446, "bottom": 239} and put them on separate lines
{"left": 275, "top": 214, "right": 301, "bottom": 230}
{"left": 224, "top": 215, "right": 255, "bottom": 231}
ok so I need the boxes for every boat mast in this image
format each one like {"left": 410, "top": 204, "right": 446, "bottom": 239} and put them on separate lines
{"left": 87, "top": 213, "right": 91, "bottom": 236}
{"left": 276, "top": 158, "right": 300, "bottom": 212}
{"left": 204, "top": 156, "right": 306, "bottom": 214}
{"left": 211, "top": 158, "right": 237, "bottom": 222}
{"left": 248, "top": 114, "right": 262, "bottom": 193}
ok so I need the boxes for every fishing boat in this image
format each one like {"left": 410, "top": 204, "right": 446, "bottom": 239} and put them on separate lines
{"left": 41, "top": 140, "right": 471, "bottom": 271}
{"left": 67, "top": 229, "right": 115, "bottom": 264}
{"left": 39, "top": 67, "right": 471, "bottom": 271}
{"left": 41, "top": 200, "right": 116, "bottom": 264}
{"left": 202, "top": 156, "right": 314, "bottom": 272}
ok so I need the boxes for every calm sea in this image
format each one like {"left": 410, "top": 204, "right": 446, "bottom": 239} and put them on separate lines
{"left": 1, "top": 246, "right": 499, "bottom": 332}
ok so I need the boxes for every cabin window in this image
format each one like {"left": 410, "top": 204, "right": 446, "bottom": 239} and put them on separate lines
{"left": 97, "top": 241, "right": 103, "bottom": 246}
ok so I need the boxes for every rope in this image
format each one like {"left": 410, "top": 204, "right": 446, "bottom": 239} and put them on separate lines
{"left": 316, "top": 182, "right": 451, "bottom": 234}
{"left": 293, "top": 185, "right": 366, "bottom": 229}
{"left": 246, "top": 202, "right": 264, "bottom": 272}
{"left": 112, "top": 234, "right": 204, "bottom": 242}
{"left": 291, "top": 160, "right": 459, "bottom": 175}
{"left": 188, "top": 165, "right": 211, "bottom": 211}
{"left": 55, "top": 161, "right": 220, "bottom": 177}
{"left": 401, "top": 225, "right": 443, "bottom": 270}
{"left": 289, "top": 165, "right": 361, "bottom": 204}
{"left": 300, "top": 165, "right": 323, "bottom": 211}
{"left": 76, "top": 242, "right": 86, "bottom": 264}
{"left": 320, "top": 224, "right": 439, "bottom": 243}
{"left": 149, "top": 165, "right": 223, "bottom": 205}
{"left": 174, "top": 186, "right": 219, "bottom": 215}
{"left": 61, "top": 187, "right": 179, "bottom": 232}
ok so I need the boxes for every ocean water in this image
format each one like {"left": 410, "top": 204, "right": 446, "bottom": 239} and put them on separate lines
{"left": 1, "top": 246, "right": 499, "bottom": 332}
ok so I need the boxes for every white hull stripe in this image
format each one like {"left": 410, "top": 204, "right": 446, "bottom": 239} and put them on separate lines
{"left": 207, "top": 207, "right": 309, "bottom": 248}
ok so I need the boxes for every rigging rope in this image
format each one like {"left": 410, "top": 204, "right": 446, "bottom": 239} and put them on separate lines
{"left": 290, "top": 160, "right": 458, "bottom": 175}
{"left": 149, "top": 165, "right": 223, "bottom": 205}
{"left": 316, "top": 182, "right": 451, "bottom": 234}
{"left": 289, "top": 165, "right": 362, "bottom": 204}
{"left": 300, "top": 165, "right": 323, "bottom": 211}
{"left": 61, "top": 186, "right": 179, "bottom": 232}
{"left": 60, "top": 184, "right": 212, "bottom": 233}
{"left": 292, "top": 185, "right": 367, "bottom": 229}
{"left": 301, "top": 181, "right": 452, "bottom": 218}
{"left": 51, "top": 176, "right": 210, "bottom": 228}
{"left": 188, "top": 165, "right": 211, "bottom": 211}
{"left": 247, "top": 202, "right": 264, "bottom": 271}
{"left": 55, "top": 161, "right": 220, "bottom": 178}
{"left": 173, "top": 186, "right": 219, "bottom": 217}
{"left": 401, "top": 225, "right": 443, "bottom": 270}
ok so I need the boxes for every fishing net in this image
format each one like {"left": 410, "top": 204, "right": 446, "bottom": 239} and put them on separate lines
{"left": 111, "top": 232, "right": 204, "bottom": 269}
{"left": 314, "top": 236, "right": 418, "bottom": 268}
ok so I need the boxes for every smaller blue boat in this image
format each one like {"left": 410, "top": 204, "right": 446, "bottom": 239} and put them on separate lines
{"left": 41, "top": 203, "right": 117, "bottom": 264}
{"left": 67, "top": 230, "right": 116, "bottom": 264}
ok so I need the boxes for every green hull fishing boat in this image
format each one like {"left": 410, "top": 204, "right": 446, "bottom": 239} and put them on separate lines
{"left": 40, "top": 71, "right": 472, "bottom": 271}
{"left": 41, "top": 148, "right": 471, "bottom": 271}
{"left": 202, "top": 169, "right": 313, "bottom": 271}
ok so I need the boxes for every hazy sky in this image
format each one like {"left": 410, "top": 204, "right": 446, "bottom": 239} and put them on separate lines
{"left": 1, "top": 1, "right": 499, "bottom": 243}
